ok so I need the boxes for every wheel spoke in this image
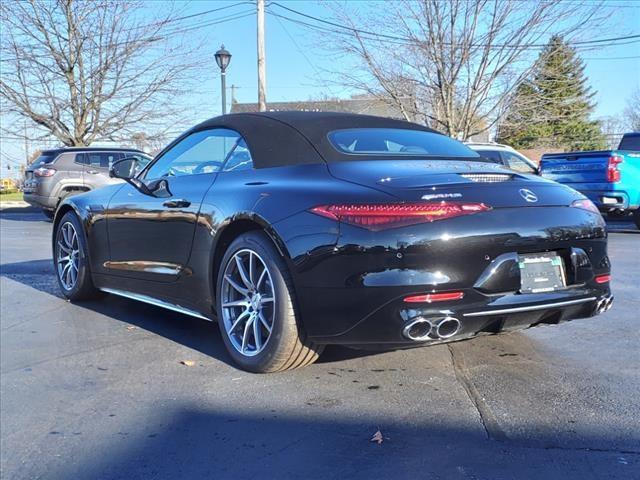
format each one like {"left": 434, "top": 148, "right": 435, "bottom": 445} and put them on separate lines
{"left": 222, "top": 299, "right": 249, "bottom": 308}
{"left": 225, "top": 274, "right": 248, "bottom": 295}
{"left": 253, "top": 315, "right": 262, "bottom": 351}
{"left": 241, "top": 315, "right": 254, "bottom": 353}
{"left": 228, "top": 309, "right": 250, "bottom": 333}
{"left": 58, "top": 241, "right": 71, "bottom": 254}
{"left": 260, "top": 296, "right": 274, "bottom": 304}
{"left": 258, "top": 311, "right": 272, "bottom": 333}
{"left": 249, "top": 251, "right": 256, "bottom": 285}
{"left": 235, "top": 255, "right": 252, "bottom": 289}
{"left": 57, "top": 255, "right": 71, "bottom": 264}
{"left": 255, "top": 268, "right": 267, "bottom": 290}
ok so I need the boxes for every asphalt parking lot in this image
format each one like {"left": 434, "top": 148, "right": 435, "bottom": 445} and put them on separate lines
{"left": 1, "top": 209, "right": 638, "bottom": 480}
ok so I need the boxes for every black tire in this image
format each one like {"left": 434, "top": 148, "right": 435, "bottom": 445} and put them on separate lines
{"left": 53, "top": 211, "right": 101, "bottom": 300}
{"left": 633, "top": 209, "right": 640, "bottom": 230}
{"left": 215, "top": 231, "right": 324, "bottom": 373}
{"left": 42, "top": 209, "right": 54, "bottom": 220}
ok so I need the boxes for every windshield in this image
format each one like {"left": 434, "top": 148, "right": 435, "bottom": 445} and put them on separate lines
{"left": 329, "top": 128, "right": 480, "bottom": 158}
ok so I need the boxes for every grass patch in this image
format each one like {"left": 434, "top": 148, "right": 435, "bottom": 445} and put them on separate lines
{"left": 0, "top": 192, "right": 24, "bottom": 202}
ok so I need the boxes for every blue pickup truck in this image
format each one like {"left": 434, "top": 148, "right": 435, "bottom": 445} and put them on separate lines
{"left": 540, "top": 132, "right": 640, "bottom": 229}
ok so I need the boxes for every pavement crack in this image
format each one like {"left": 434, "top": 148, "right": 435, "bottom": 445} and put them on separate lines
{"left": 447, "top": 344, "right": 508, "bottom": 442}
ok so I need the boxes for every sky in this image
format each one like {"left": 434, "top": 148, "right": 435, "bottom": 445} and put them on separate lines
{"left": 1, "top": 0, "right": 639, "bottom": 179}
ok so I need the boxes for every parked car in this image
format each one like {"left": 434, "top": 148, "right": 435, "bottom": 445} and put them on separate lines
{"left": 466, "top": 142, "right": 538, "bottom": 174}
{"left": 23, "top": 147, "right": 151, "bottom": 218}
{"left": 539, "top": 132, "right": 640, "bottom": 229}
{"left": 53, "top": 112, "right": 612, "bottom": 373}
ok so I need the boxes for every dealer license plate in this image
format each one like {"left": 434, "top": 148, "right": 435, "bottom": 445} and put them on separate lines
{"left": 518, "top": 252, "right": 566, "bottom": 293}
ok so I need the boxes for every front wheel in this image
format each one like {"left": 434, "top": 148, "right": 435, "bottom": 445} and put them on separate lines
{"left": 54, "top": 211, "right": 101, "bottom": 300}
{"left": 216, "top": 231, "right": 324, "bottom": 373}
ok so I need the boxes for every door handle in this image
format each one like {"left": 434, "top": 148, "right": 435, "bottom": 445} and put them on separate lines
{"left": 163, "top": 199, "right": 191, "bottom": 208}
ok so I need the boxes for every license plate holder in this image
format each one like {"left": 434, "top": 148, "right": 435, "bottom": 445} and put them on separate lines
{"left": 518, "top": 252, "right": 566, "bottom": 293}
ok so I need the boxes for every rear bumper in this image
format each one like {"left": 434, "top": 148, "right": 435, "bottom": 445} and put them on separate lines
{"left": 23, "top": 193, "right": 56, "bottom": 210}
{"left": 308, "top": 285, "right": 611, "bottom": 345}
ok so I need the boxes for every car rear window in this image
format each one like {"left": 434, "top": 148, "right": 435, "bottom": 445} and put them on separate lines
{"left": 618, "top": 134, "right": 640, "bottom": 151}
{"left": 328, "top": 128, "right": 480, "bottom": 158}
{"left": 32, "top": 153, "right": 57, "bottom": 165}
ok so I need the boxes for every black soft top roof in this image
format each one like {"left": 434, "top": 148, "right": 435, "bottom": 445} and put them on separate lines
{"left": 186, "top": 111, "right": 439, "bottom": 168}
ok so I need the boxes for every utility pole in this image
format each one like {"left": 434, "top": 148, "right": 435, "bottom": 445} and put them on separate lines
{"left": 257, "top": 0, "right": 266, "bottom": 111}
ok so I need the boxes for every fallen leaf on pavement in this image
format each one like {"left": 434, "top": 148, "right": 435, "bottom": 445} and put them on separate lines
{"left": 370, "top": 429, "right": 384, "bottom": 444}
{"left": 180, "top": 360, "right": 195, "bottom": 367}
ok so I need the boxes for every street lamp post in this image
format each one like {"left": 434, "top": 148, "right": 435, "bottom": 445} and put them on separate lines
{"left": 215, "top": 45, "right": 232, "bottom": 115}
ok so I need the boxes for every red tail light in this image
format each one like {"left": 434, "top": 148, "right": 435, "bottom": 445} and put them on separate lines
{"left": 34, "top": 167, "right": 56, "bottom": 177}
{"left": 595, "top": 274, "right": 611, "bottom": 284}
{"left": 606, "top": 155, "right": 623, "bottom": 183}
{"left": 404, "top": 291, "right": 465, "bottom": 303}
{"left": 310, "top": 202, "right": 491, "bottom": 230}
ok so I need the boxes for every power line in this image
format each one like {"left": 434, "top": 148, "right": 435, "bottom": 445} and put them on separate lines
{"left": 268, "top": 2, "right": 640, "bottom": 49}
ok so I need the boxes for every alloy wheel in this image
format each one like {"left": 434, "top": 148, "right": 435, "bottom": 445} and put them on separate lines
{"left": 221, "top": 249, "right": 275, "bottom": 357}
{"left": 57, "top": 221, "right": 80, "bottom": 290}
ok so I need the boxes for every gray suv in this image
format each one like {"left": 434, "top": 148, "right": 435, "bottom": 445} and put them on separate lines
{"left": 23, "top": 147, "right": 151, "bottom": 218}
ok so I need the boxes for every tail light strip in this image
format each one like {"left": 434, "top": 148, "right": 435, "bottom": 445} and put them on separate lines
{"left": 310, "top": 202, "right": 491, "bottom": 231}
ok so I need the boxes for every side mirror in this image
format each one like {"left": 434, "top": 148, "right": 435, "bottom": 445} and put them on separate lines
{"left": 110, "top": 157, "right": 139, "bottom": 179}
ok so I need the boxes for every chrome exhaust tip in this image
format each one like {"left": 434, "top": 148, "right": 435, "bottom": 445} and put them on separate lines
{"left": 403, "top": 316, "right": 462, "bottom": 341}
{"left": 435, "top": 317, "right": 461, "bottom": 339}
{"left": 402, "top": 318, "right": 433, "bottom": 341}
{"left": 594, "top": 296, "right": 614, "bottom": 315}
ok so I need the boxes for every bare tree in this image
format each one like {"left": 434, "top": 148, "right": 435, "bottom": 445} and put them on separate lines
{"left": 0, "top": 0, "right": 202, "bottom": 146}
{"left": 624, "top": 88, "right": 640, "bottom": 132}
{"left": 321, "top": 0, "right": 607, "bottom": 139}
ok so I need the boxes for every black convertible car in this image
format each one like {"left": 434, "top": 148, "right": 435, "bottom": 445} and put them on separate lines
{"left": 53, "top": 112, "right": 613, "bottom": 372}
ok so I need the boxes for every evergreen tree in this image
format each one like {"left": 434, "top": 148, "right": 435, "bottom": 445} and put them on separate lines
{"left": 497, "top": 35, "right": 605, "bottom": 151}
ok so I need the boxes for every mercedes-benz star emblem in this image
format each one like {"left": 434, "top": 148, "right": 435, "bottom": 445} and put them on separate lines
{"left": 519, "top": 188, "right": 538, "bottom": 203}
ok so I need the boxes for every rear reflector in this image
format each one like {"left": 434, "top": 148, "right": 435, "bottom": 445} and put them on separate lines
{"left": 570, "top": 198, "right": 600, "bottom": 214}
{"left": 595, "top": 274, "right": 611, "bottom": 284}
{"left": 403, "top": 292, "right": 465, "bottom": 303}
{"left": 310, "top": 202, "right": 491, "bottom": 231}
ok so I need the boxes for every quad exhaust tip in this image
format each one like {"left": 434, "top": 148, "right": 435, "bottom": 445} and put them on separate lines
{"left": 403, "top": 316, "right": 461, "bottom": 341}
{"left": 595, "top": 296, "right": 614, "bottom": 315}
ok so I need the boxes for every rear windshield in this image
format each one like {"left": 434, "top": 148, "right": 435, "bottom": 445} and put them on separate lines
{"left": 32, "top": 153, "right": 57, "bottom": 165}
{"left": 328, "top": 128, "right": 480, "bottom": 158}
{"left": 618, "top": 134, "right": 640, "bottom": 151}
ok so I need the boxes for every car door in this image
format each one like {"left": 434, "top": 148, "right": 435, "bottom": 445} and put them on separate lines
{"left": 105, "top": 128, "right": 241, "bottom": 282}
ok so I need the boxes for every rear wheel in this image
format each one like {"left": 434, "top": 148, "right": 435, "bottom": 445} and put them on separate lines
{"left": 54, "top": 211, "right": 101, "bottom": 300}
{"left": 216, "top": 231, "right": 324, "bottom": 373}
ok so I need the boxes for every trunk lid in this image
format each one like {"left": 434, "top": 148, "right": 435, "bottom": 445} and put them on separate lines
{"left": 327, "top": 159, "right": 581, "bottom": 208}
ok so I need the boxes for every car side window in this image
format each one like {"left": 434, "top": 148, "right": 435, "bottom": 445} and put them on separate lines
{"left": 222, "top": 139, "right": 254, "bottom": 172}
{"left": 145, "top": 129, "right": 241, "bottom": 179}
{"left": 85, "top": 152, "right": 121, "bottom": 170}
{"left": 478, "top": 150, "right": 502, "bottom": 164}
{"left": 501, "top": 151, "right": 536, "bottom": 173}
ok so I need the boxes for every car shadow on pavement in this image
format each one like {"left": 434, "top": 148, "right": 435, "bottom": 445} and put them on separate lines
{"left": 0, "top": 207, "right": 50, "bottom": 221}
{"left": 0, "top": 258, "right": 380, "bottom": 367}
{"left": 23, "top": 406, "right": 638, "bottom": 480}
